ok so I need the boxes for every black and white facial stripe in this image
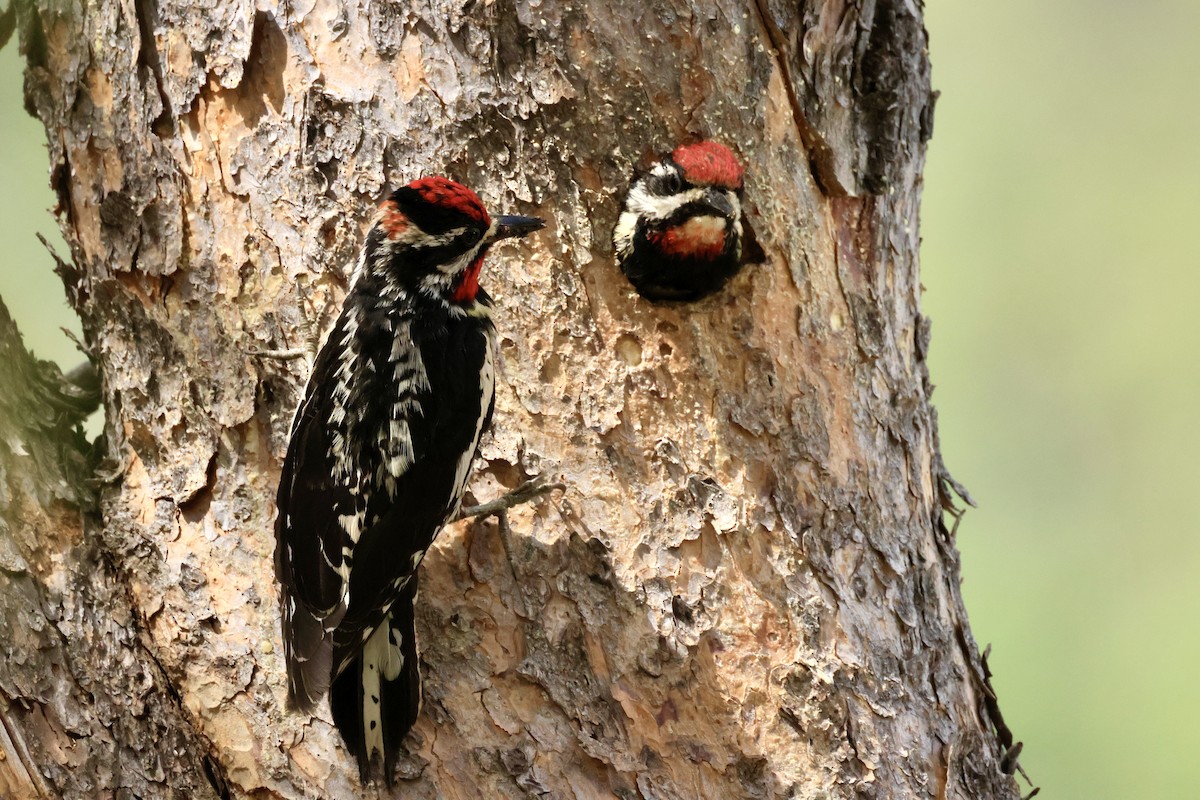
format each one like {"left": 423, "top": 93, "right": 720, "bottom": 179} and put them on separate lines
{"left": 613, "top": 161, "right": 742, "bottom": 260}
{"left": 612, "top": 141, "right": 761, "bottom": 303}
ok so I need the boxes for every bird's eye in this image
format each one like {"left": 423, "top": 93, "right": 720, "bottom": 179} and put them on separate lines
{"left": 661, "top": 172, "right": 684, "bottom": 195}
{"left": 465, "top": 227, "right": 484, "bottom": 245}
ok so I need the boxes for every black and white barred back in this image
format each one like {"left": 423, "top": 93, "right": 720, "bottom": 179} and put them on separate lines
{"left": 275, "top": 177, "right": 541, "bottom": 782}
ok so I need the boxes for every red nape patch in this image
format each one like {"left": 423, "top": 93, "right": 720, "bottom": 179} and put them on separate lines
{"left": 649, "top": 217, "right": 727, "bottom": 260}
{"left": 452, "top": 254, "right": 486, "bottom": 303}
{"left": 671, "top": 141, "right": 744, "bottom": 191}
{"left": 407, "top": 176, "right": 491, "bottom": 226}
{"left": 377, "top": 200, "right": 410, "bottom": 240}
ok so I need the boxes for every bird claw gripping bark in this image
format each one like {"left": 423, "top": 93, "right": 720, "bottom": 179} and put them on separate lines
{"left": 249, "top": 291, "right": 326, "bottom": 362}
{"left": 453, "top": 475, "right": 565, "bottom": 522}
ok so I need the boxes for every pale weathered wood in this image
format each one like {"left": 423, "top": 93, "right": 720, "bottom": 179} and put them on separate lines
{"left": 4, "top": 0, "right": 1023, "bottom": 797}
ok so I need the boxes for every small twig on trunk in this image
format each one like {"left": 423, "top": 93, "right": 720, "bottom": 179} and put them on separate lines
{"left": 247, "top": 347, "right": 312, "bottom": 361}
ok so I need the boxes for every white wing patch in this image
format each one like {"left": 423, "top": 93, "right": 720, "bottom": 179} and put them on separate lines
{"left": 329, "top": 306, "right": 364, "bottom": 483}
{"left": 613, "top": 210, "right": 638, "bottom": 259}
{"left": 327, "top": 309, "right": 432, "bottom": 488}
{"left": 449, "top": 342, "right": 495, "bottom": 517}
{"left": 338, "top": 512, "right": 364, "bottom": 543}
{"left": 383, "top": 319, "right": 430, "bottom": 491}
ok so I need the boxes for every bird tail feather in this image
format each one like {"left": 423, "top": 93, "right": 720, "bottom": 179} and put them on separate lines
{"left": 330, "top": 579, "right": 421, "bottom": 784}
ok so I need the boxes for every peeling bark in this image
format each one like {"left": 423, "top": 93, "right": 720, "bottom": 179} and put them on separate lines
{"left": 6, "top": 0, "right": 1021, "bottom": 797}
{"left": 0, "top": 296, "right": 221, "bottom": 799}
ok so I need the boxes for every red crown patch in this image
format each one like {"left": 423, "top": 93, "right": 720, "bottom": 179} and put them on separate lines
{"left": 671, "top": 141, "right": 744, "bottom": 191}
{"left": 407, "top": 176, "right": 491, "bottom": 226}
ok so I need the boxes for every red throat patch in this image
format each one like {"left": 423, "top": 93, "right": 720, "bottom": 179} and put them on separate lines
{"left": 452, "top": 254, "right": 486, "bottom": 304}
{"left": 407, "top": 176, "right": 491, "bottom": 226}
{"left": 671, "top": 141, "right": 744, "bottom": 191}
{"left": 649, "top": 216, "right": 728, "bottom": 260}
{"left": 377, "top": 200, "right": 410, "bottom": 240}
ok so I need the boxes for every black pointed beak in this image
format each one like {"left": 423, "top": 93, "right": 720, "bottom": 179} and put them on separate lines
{"left": 491, "top": 215, "right": 545, "bottom": 241}
{"left": 702, "top": 189, "right": 736, "bottom": 219}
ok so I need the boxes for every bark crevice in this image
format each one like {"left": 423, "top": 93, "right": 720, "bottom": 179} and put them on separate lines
{"left": 749, "top": 0, "right": 845, "bottom": 197}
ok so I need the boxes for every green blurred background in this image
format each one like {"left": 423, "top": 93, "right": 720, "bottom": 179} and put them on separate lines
{"left": 2, "top": 3, "right": 1197, "bottom": 796}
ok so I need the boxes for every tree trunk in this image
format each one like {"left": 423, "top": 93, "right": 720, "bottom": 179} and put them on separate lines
{"left": 4, "top": 0, "right": 1023, "bottom": 797}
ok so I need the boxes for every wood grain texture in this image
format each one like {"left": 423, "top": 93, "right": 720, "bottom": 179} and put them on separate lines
{"left": 6, "top": 0, "right": 1022, "bottom": 796}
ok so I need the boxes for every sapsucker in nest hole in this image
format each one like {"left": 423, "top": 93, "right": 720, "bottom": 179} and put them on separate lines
{"left": 613, "top": 140, "right": 763, "bottom": 302}
{"left": 274, "top": 177, "right": 542, "bottom": 782}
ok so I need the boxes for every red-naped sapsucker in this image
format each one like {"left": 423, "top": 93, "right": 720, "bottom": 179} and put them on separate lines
{"left": 275, "top": 177, "right": 542, "bottom": 781}
{"left": 613, "top": 141, "right": 763, "bottom": 302}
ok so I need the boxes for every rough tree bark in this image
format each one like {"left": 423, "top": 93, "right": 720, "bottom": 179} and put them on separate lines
{"left": 2, "top": 0, "right": 1025, "bottom": 797}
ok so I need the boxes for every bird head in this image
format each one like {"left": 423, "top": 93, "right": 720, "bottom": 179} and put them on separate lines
{"left": 362, "top": 176, "right": 543, "bottom": 304}
{"left": 613, "top": 141, "right": 754, "bottom": 302}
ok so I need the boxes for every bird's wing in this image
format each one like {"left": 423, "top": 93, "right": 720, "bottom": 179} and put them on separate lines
{"left": 331, "top": 321, "right": 495, "bottom": 652}
{"left": 274, "top": 330, "right": 364, "bottom": 708}
{"left": 277, "top": 309, "right": 495, "bottom": 703}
